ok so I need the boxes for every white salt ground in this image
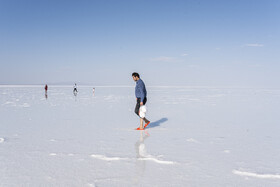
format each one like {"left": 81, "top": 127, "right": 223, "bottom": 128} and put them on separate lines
{"left": 1, "top": 86, "right": 280, "bottom": 186}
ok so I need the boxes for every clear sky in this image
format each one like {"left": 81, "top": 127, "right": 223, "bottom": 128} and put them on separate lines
{"left": 0, "top": 0, "right": 279, "bottom": 87}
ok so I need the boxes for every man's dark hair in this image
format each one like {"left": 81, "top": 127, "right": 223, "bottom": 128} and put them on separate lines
{"left": 132, "top": 72, "right": 140, "bottom": 78}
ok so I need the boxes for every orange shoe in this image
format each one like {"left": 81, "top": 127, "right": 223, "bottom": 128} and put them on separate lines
{"left": 144, "top": 121, "right": 150, "bottom": 129}
{"left": 136, "top": 127, "right": 144, "bottom": 130}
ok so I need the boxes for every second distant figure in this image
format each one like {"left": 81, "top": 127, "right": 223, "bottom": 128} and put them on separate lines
{"left": 44, "top": 84, "right": 48, "bottom": 99}
{"left": 73, "top": 83, "right": 78, "bottom": 94}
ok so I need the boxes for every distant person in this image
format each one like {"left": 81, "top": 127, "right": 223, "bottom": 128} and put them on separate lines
{"left": 132, "top": 72, "right": 150, "bottom": 130}
{"left": 73, "top": 83, "right": 78, "bottom": 93}
{"left": 45, "top": 84, "right": 48, "bottom": 93}
{"left": 93, "top": 88, "right": 95, "bottom": 96}
{"left": 44, "top": 84, "right": 48, "bottom": 99}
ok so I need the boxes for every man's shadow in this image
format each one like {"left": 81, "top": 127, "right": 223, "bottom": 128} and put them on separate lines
{"left": 146, "top": 118, "right": 168, "bottom": 129}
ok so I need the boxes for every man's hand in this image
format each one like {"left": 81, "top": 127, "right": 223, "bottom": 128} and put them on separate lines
{"left": 140, "top": 102, "right": 143, "bottom": 106}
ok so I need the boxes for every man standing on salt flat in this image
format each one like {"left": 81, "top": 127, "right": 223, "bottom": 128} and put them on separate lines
{"left": 132, "top": 72, "right": 150, "bottom": 130}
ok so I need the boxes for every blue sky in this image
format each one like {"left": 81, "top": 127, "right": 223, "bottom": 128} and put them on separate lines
{"left": 0, "top": 0, "right": 279, "bottom": 86}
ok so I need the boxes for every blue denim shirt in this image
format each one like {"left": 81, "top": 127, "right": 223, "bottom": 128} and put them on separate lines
{"left": 135, "top": 79, "right": 147, "bottom": 102}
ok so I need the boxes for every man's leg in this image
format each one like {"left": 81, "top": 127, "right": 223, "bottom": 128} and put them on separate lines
{"left": 142, "top": 97, "right": 150, "bottom": 126}
{"left": 143, "top": 117, "right": 150, "bottom": 124}
{"left": 135, "top": 98, "right": 144, "bottom": 129}
{"left": 143, "top": 117, "right": 150, "bottom": 128}
{"left": 140, "top": 118, "right": 144, "bottom": 129}
{"left": 135, "top": 99, "right": 140, "bottom": 116}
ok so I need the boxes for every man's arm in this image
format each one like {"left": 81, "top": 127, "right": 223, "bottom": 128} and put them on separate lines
{"left": 139, "top": 82, "right": 145, "bottom": 105}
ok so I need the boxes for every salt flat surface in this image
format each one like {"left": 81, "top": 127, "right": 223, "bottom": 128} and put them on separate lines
{"left": 1, "top": 86, "right": 280, "bottom": 187}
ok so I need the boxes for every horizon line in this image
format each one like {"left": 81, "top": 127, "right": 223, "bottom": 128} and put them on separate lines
{"left": 1, "top": 84, "right": 280, "bottom": 89}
